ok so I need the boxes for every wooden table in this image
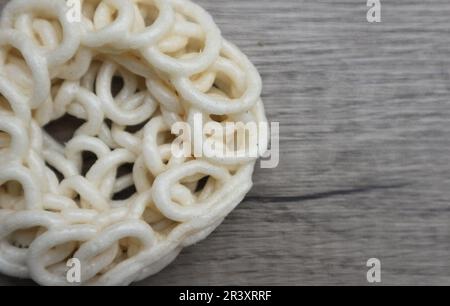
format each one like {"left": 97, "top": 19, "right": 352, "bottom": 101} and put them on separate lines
{"left": 1, "top": 0, "right": 450, "bottom": 286}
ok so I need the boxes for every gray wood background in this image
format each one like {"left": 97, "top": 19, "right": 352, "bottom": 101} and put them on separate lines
{"left": 1, "top": 0, "right": 450, "bottom": 286}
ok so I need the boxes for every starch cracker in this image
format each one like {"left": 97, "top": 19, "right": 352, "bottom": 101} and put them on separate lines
{"left": 0, "top": 0, "right": 267, "bottom": 285}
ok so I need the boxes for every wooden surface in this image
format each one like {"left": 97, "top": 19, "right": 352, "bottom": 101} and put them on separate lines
{"left": 1, "top": 0, "right": 450, "bottom": 286}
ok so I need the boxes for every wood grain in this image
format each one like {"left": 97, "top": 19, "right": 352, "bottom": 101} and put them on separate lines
{"left": 1, "top": 0, "right": 450, "bottom": 286}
